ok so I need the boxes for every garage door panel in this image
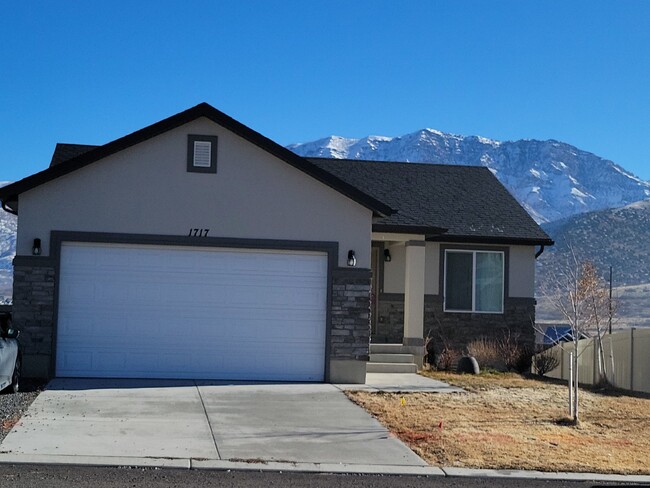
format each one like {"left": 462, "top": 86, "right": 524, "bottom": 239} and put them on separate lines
{"left": 57, "top": 345, "right": 325, "bottom": 381}
{"left": 95, "top": 351, "right": 128, "bottom": 371}
{"left": 56, "top": 242, "right": 328, "bottom": 381}
{"left": 58, "top": 350, "right": 98, "bottom": 373}
{"left": 58, "top": 310, "right": 326, "bottom": 344}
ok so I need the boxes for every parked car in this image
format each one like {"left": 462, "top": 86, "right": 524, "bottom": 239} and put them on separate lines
{"left": 0, "top": 312, "right": 20, "bottom": 393}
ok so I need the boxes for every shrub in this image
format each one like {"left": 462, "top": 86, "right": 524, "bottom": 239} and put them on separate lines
{"left": 423, "top": 334, "right": 435, "bottom": 368}
{"left": 513, "top": 345, "right": 534, "bottom": 373}
{"left": 436, "top": 347, "right": 461, "bottom": 371}
{"left": 533, "top": 347, "right": 561, "bottom": 376}
{"left": 496, "top": 330, "right": 534, "bottom": 373}
{"left": 466, "top": 338, "right": 504, "bottom": 370}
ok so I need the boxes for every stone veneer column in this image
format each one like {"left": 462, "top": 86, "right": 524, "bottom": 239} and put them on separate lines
{"left": 12, "top": 256, "right": 56, "bottom": 378}
{"left": 329, "top": 267, "right": 371, "bottom": 384}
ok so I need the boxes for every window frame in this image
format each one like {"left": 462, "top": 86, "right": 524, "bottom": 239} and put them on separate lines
{"left": 187, "top": 134, "right": 218, "bottom": 174}
{"left": 442, "top": 248, "right": 506, "bottom": 314}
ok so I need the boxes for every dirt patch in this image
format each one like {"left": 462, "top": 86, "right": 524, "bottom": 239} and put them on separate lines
{"left": 347, "top": 372, "right": 650, "bottom": 474}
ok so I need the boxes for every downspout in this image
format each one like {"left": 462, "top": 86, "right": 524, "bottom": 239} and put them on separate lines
{"left": 535, "top": 245, "right": 545, "bottom": 259}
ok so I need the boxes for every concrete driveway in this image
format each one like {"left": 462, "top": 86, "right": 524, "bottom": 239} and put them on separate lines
{"left": 0, "top": 379, "right": 426, "bottom": 469}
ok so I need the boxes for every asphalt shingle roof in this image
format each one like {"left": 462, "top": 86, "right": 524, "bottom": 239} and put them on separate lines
{"left": 49, "top": 143, "right": 98, "bottom": 167}
{"left": 308, "top": 158, "right": 553, "bottom": 245}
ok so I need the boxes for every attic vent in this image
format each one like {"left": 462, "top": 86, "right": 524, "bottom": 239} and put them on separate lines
{"left": 187, "top": 135, "right": 218, "bottom": 173}
{"left": 193, "top": 141, "right": 212, "bottom": 167}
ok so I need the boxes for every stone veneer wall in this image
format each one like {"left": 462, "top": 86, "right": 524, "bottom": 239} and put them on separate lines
{"left": 374, "top": 293, "right": 536, "bottom": 354}
{"left": 12, "top": 257, "right": 56, "bottom": 378}
{"left": 375, "top": 294, "right": 405, "bottom": 343}
{"left": 330, "top": 268, "right": 372, "bottom": 362}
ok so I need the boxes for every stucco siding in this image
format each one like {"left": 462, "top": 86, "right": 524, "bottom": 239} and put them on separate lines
{"left": 382, "top": 242, "right": 405, "bottom": 294}
{"left": 508, "top": 245, "right": 536, "bottom": 298}
{"left": 425, "top": 242, "right": 441, "bottom": 295}
{"left": 16, "top": 117, "right": 372, "bottom": 267}
{"left": 381, "top": 241, "right": 535, "bottom": 298}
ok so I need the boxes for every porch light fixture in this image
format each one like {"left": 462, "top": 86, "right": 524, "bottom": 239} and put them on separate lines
{"left": 32, "top": 238, "right": 41, "bottom": 256}
{"left": 347, "top": 250, "right": 357, "bottom": 267}
{"left": 384, "top": 249, "right": 392, "bottom": 262}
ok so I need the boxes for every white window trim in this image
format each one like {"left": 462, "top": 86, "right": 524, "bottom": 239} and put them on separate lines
{"left": 443, "top": 249, "right": 505, "bottom": 314}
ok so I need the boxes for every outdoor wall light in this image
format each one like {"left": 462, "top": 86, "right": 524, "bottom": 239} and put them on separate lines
{"left": 347, "top": 250, "right": 357, "bottom": 267}
{"left": 32, "top": 238, "right": 41, "bottom": 256}
{"left": 384, "top": 249, "right": 392, "bottom": 262}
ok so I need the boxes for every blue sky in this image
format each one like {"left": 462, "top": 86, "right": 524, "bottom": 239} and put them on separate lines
{"left": 1, "top": 1, "right": 649, "bottom": 181}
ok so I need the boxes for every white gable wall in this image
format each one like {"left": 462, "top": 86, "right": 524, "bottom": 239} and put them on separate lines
{"left": 16, "top": 117, "right": 372, "bottom": 268}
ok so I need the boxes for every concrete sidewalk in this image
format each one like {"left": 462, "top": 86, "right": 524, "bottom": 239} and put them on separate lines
{"left": 337, "top": 373, "right": 464, "bottom": 393}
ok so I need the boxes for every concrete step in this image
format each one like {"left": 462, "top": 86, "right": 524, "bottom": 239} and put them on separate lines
{"left": 369, "top": 353, "right": 415, "bottom": 364}
{"left": 366, "top": 362, "right": 418, "bottom": 374}
{"left": 369, "top": 343, "right": 404, "bottom": 354}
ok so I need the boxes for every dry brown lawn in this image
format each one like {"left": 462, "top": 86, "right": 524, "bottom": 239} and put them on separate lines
{"left": 348, "top": 371, "right": 650, "bottom": 474}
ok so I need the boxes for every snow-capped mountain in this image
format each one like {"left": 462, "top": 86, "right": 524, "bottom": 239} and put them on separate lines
{"left": 0, "top": 182, "right": 17, "bottom": 302}
{"left": 0, "top": 210, "right": 16, "bottom": 271}
{"left": 289, "top": 130, "right": 650, "bottom": 223}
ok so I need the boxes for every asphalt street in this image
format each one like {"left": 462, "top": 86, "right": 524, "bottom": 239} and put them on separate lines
{"left": 0, "top": 465, "right": 645, "bottom": 488}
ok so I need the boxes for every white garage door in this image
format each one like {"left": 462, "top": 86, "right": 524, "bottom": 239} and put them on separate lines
{"left": 56, "top": 242, "right": 328, "bottom": 381}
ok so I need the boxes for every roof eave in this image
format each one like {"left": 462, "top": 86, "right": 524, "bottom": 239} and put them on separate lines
{"left": 427, "top": 234, "right": 555, "bottom": 246}
{"left": 372, "top": 223, "right": 448, "bottom": 237}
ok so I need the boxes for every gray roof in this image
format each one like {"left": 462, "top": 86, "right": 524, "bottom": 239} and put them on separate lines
{"left": 308, "top": 158, "right": 553, "bottom": 245}
{"left": 49, "top": 143, "right": 98, "bottom": 167}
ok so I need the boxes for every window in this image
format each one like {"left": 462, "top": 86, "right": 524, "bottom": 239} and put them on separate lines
{"left": 187, "top": 135, "right": 218, "bottom": 173}
{"left": 444, "top": 250, "right": 504, "bottom": 313}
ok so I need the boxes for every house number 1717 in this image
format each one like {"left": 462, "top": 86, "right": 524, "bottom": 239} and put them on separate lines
{"left": 188, "top": 228, "right": 210, "bottom": 237}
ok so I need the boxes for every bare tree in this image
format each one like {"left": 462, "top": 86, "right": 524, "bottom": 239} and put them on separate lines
{"left": 540, "top": 245, "right": 616, "bottom": 424}
{"left": 581, "top": 261, "right": 618, "bottom": 385}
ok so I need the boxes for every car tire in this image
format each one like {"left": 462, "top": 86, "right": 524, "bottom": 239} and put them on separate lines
{"left": 10, "top": 356, "right": 20, "bottom": 393}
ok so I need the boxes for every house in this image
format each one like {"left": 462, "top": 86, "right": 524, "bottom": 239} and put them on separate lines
{"left": 0, "top": 103, "right": 553, "bottom": 383}
{"left": 535, "top": 324, "right": 589, "bottom": 347}
{"left": 306, "top": 158, "right": 553, "bottom": 363}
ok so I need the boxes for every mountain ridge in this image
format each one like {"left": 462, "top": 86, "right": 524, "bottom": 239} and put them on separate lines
{"left": 538, "top": 198, "right": 650, "bottom": 288}
{"left": 536, "top": 199, "right": 650, "bottom": 327}
{"left": 290, "top": 129, "right": 650, "bottom": 224}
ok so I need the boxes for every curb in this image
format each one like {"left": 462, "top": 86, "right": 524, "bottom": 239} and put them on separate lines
{"left": 0, "top": 454, "right": 443, "bottom": 476}
{"left": 442, "top": 467, "right": 650, "bottom": 483}
{"left": 1, "top": 454, "right": 649, "bottom": 482}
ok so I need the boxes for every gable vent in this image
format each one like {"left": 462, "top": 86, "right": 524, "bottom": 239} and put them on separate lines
{"left": 193, "top": 141, "right": 212, "bottom": 167}
{"left": 187, "top": 134, "right": 218, "bottom": 173}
